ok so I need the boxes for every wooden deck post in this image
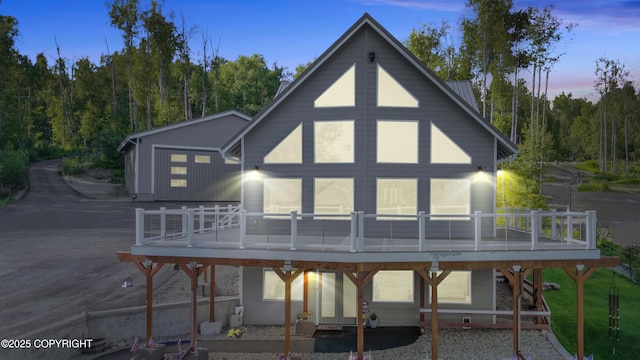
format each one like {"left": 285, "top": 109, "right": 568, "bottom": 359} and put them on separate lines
{"left": 133, "top": 260, "right": 164, "bottom": 345}
{"left": 272, "top": 266, "right": 304, "bottom": 357}
{"left": 179, "top": 262, "right": 199, "bottom": 351}
{"left": 563, "top": 264, "right": 595, "bottom": 360}
{"left": 303, "top": 270, "right": 309, "bottom": 314}
{"left": 513, "top": 266, "right": 521, "bottom": 355}
{"left": 431, "top": 270, "right": 439, "bottom": 360}
{"left": 210, "top": 265, "right": 215, "bottom": 322}
{"left": 534, "top": 268, "right": 543, "bottom": 325}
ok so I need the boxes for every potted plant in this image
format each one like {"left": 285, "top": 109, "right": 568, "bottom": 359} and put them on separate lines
{"left": 368, "top": 313, "right": 379, "bottom": 328}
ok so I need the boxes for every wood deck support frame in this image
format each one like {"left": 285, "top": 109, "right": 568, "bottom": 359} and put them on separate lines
{"left": 499, "top": 266, "right": 526, "bottom": 356}
{"left": 179, "top": 263, "right": 199, "bottom": 351}
{"left": 563, "top": 265, "right": 595, "bottom": 360}
{"left": 417, "top": 268, "right": 450, "bottom": 360}
{"left": 272, "top": 266, "right": 304, "bottom": 356}
{"left": 132, "top": 260, "right": 164, "bottom": 345}
{"left": 210, "top": 265, "right": 215, "bottom": 322}
{"left": 116, "top": 252, "right": 618, "bottom": 359}
{"left": 533, "top": 268, "right": 543, "bottom": 325}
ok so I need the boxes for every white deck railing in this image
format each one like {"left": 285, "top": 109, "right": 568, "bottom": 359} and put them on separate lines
{"left": 134, "top": 206, "right": 597, "bottom": 252}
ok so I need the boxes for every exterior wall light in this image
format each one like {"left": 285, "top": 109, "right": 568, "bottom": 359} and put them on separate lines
{"left": 369, "top": 51, "right": 375, "bottom": 62}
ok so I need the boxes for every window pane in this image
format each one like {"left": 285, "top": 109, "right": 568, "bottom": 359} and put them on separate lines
{"left": 263, "top": 269, "right": 303, "bottom": 301}
{"left": 195, "top": 155, "right": 210, "bottom": 163}
{"left": 373, "top": 270, "right": 414, "bottom": 303}
{"left": 431, "top": 122, "right": 471, "bottom": 164}
{"left": 377, "top": 120, "right": 418, "bottom": 163}
{"left": 264, "top": 178, "right": 302, "bottom": 216}
{"left": 321, "top": 272, "right": 336, "bottom": 317}
{"left": 171, "top": 166, "right": 187, "bottom": 175}
{"left": 314, "top": 121, "right": 354, "bottom": 163}
{"left": 314, "top": 64, "right": 355, "bottom": 108}
{"left": 430, "top": 179, "right": 470, "bottom": 220}
{"left": 343, "top": 275, "right": 357, "bottom": 318}
{"left": 377, "top": 64, "right": 419, "bottom": 108}
{"left": 171, "top": 154, "right": 187, "bottom": 162}
{"left": 170, "top": 179, "right": 187, "bottom": 187}
{"left": 376, "top": 178, "right": 417, "bottom": 220}
{"left": 429, "top": 271, "right": 472, "bottom": 304}
{"left": 314, "top": 178, "right": 353, "bottom": 219}
{"left": 264, "top": 124, "right": 302, "bottom": 164}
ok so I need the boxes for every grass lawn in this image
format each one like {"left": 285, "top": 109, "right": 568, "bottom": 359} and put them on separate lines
{"left": 543, "top": 268, "right": 639, "bottom": 359}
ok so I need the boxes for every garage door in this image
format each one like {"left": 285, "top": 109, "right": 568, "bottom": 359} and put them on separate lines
{"left": 154, "top": 148, "right": 240, "bottom": 201}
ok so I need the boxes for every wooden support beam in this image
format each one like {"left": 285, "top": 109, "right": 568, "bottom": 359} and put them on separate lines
{"left": 284, "top": 269, "right": 292, "bottom": 356}
{"left": 512, "top": 267, "right": 522, "bottom": 355}
{"left": 534, "top": 268, "right": 543, "bottom": 325}
{"left": 303, "top": 270, "right": 309, "bottom": 314}
{"left": 430, "top": 270, "right": 439, "bottom": 360}
{"left": 563, "top": 265, "right": 595, "bottom": 360}
{"left": 356, "top": 264, "right": 365, "bottom": 360}
{"left": 210, "top": 266, "right": 215, "bottom": 322}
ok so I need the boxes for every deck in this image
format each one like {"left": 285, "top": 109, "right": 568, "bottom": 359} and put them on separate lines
{"left": 129, "top": 206, "right": 600, "bottom": 263}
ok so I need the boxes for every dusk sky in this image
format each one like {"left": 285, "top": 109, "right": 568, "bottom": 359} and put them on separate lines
{"left": 2, "top": 0, "right": 639, "bottom": 102}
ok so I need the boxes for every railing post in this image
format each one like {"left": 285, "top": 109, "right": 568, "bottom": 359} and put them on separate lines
{"left": 586, "top": 210, "right": 597, "bottom": 249}
{"left": 187, "top": 208, "right": 195, "bottom": 247}
{"left": 290, "top": 210, "right": 298, "bottom": 250}
{"left": 551, "top": 209, "right": 557, "bottom": 240}
{"left": 227, "top": 204, "right": 233, "bottom": 228}
{"left": 160, "top": 207, "right": 166, "bottom": 240}
{"left": 567, "top": 212, "right": 574, "bottom": 242}
{"left": 474, "top": 211, "right": 482, "bottom": 251}
{"left": 418, "top": 211, "right": 426, "bottom": 252}
{"left": 214, "top": 204, "right": 220, "bottom": 230}
{"left": 135, "top": 208, "right": 145, "bottom": 245}
{"left": 350, "top": 212, "right": 357, "bottom": 252}
{"left": 199, "top": 205, "right": 205, "bottom": 232}
{"left": 181, "top": 206, "right": 188, "bottom": 236}
{"left": 357, "top": 211, "right": 364, "bottom": 252}
{"left": 531, "top": 210, "right": 539, "bottom": 250}
{"left": 239, "top": 210, "right": 247, "bottom": 249}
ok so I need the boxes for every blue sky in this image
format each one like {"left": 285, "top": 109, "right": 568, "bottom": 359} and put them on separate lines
{"left": 2, "top": 0, "right": 639, "bottom": 101}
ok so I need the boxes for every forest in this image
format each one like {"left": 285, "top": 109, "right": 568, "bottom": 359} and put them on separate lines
{"left": 0, "top": 0, "right": 638, "bottom": 207}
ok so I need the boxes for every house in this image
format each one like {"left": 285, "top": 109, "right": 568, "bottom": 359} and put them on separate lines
{"left": 118, "top": 13, "right": 617, "bottom": 360}
{"left": 118, "top": 110, "right": 250, "bottom": 202}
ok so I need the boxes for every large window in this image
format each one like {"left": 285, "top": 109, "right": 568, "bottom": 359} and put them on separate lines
{"left": 314, "top": 178, "right": 354, "bottom": 219}
{"left": 264, "top": 124, "right": 302, "bottom": 164}
{"left": 314, "top": 64, "right": 356, "bottom": 108}
{"left": 377, "top": 120, "right": 418, "bottom": 163}
{"left": 430, "top": 179, "right": 470, "bottom": 220}
{"left": 376, "top": 178, "right": 417, "bottom": 220}
{"left": 429, "top": 271, "right": 472, "bottom": 304}
{"left": 263, "top": 178, "right": 302, "bottom": 216}
{"left": 430, "top": 122, "right": 471, "bottom": 164}
{"left": 377, "top": 64, "right": 419, "bottom": 108}
{"left": 314, "top": 120, "right": 354, "bottom": 163}
{"left": 263, "top": 269, "right": 304, "bottom": 301}
{"left": 373, "top": 270, "right": 414, "bottom": 303}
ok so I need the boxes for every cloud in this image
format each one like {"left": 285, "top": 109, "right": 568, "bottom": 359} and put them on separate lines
{"left": 531, "top": 0, "right": 640, "bottom": 33}
{"left": 354, "top": 0, "right": 465, "bottom": 12}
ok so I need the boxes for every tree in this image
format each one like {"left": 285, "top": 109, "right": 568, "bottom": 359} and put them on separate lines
{"left": 107, "top": 0, "right": 139, "bottom": 131}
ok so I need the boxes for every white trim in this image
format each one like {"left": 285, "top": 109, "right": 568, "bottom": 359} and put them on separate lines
{"left": 134, "top": 137, "right": 140, "bottom": 194}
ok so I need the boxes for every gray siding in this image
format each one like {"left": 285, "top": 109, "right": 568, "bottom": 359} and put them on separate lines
{"left": 242, "top": 23, "right": 496, "bottom": 238}
{"left": 154, "top": 148, "right": 240, "bottom": 201}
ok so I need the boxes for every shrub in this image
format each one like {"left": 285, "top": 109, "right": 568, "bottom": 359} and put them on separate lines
{"left": 0, "top": 148, "right": 28, "bottom": 193}
{"left": 61, "top": 156, "right": 88, "bottom": 176}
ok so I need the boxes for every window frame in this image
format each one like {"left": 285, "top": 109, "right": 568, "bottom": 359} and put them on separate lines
{"left": 372, "top": 270, "right": 414, "bottom": 303}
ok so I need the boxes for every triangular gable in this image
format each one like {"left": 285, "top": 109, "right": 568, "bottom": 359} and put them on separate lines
{"left": 263, "top": 123, "right": 302, "bottom": 164}
{"left": 377, "top": 64, "right": 418, "bottom": 108}
{"left": 314, "top": 64, "right": 356, "bottom": 107}
{"left": 431, "top": 122, "right": 471, "bottom": 164}
{"left": 221, "top": 13, "right": 517, "bottom": 161}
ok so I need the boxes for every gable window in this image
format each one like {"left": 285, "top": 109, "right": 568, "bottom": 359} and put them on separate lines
{"left": 263, "top": 178, "right": 302, "bottom": 217}
{"left": 429, "top": 271, "right": 471, "bottom": 304}
{"left": 314, "top": 120, "right": 354, "bottom": 163}
{"left": 376, "top": 178, "right": 417, "bottom": 220}
{"left": 263, "top": 269, "right": 303, "bottom": 301}
{"left": 377, "top": 64, "right": 419, "bottom": 108}
{"left": 314, "top": 178, "right": 354, "bottom": 219}
{"left": 430, "top": 179, "right": 471, "bottom": 220}
{"left": 377, "top": 120, "right": 418, "bottom": 163}
{"left": 171, "top": 153, "right": 187, "bottom": 162}
{"left": 373, "top": 270, "right": 414, "bottom": 303}
{"left": 264, "top": 123, "right": 302, "bottom": 164}
{"left": 314, "top": 63, "right": 356, "bottom": 108}
{"left": 430, "top": 122, "right": 471, "bottom": 164}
